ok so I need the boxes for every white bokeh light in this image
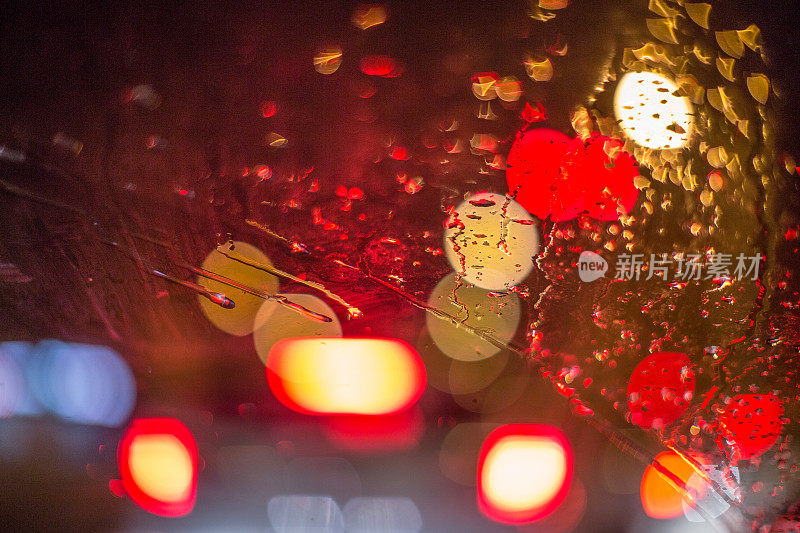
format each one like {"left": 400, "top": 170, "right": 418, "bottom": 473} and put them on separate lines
{"left": 614, "top": 71, "right": 693, "bottom": 150}
{"left": 268, "top": 495, "right": 344, "bottom": 533}
{"left": 426, "top": 272, "right": 521, "bottom": 362}
{"left": 444, "top": 192, "right": 540, "bottom": 291}
{"left": 682, "top": 465, "right": 740, "bottom": 523}
{"left": 343, "top": 497, "right": 423, "bottom": 533}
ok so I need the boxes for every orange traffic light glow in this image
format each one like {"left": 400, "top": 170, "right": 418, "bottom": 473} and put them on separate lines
{"left": 640, "top": 451, "right": 698, "bottom": 520}
{"left": 266, "top": 338, "right": 426, "bottom": 415}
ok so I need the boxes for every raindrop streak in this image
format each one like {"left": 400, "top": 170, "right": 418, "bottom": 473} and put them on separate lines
{"left": 449, "top": 273, "right": 470, "bottom": 324}
{"left": 333, "top": 259, "right": 517, "bottom": 351}
{"left": 0, "top": 263, "right": 33, "bottom": 283}
{"left": 469, "top": 198, "right": 496, "bottom": 207}
{"left": 99, "top": 239, "right": 236, "bottom": 310}
{"left": 151, "top": 269, "right": 235, "bottom": 309}
{"left": 582, "top": 415, "right": 729, "bottom": 528}
{"left": 127, "top": 235, "right": 331, "bottom": 323}
{"left": 444, "top": 207, "right": 470, "bottom": 320}
{"left": 497, "top": 193, "right": 513, "bottom": 256}
{"left": 245, "top": 219, "right": 308, "bottom": 253}
{"left": 188, "top": 266, "right": 331, "bottom": 323}
{"left": 0, "top": 176, "right": 86, "bottom": 217}
{"left": 444, "top": 206, "right": 469, "bottom": 295}
{"left": 664, "top": 443, "right": 741, "bottom": 511}
{"left": 215, "top": 243, "right": 362, "bottom": 319}
{"left": 0, "top": 170, "right": 255, "bottom": 315}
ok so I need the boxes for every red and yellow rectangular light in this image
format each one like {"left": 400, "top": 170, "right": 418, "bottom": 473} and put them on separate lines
{"left": 117, "top": 418, "right": 198, "bottom": 517}
{"left": 266, "top": 337, "right": 426, "bottom": 415}
{"left": 477, "top": 424, "right": 573, "bottom": 524}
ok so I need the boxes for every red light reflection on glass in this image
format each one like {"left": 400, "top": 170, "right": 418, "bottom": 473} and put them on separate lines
{"left": 477, "top": 424, "right": 573, "bottom": 524}
{"left": 117, "top": 418, "right": 198, "bottom": 517}
{"left": 322, "top": 407, "right": 425, "bottom": 453}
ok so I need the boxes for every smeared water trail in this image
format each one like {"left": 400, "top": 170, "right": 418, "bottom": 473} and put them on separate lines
{"left": 103, "top": 239, "right": 331, "bottom": 322}
{"left": 215, "top": 242, "right": 362, "bottom": 319}
{"left": 245, "top": 218, "right": 309, "bottom": 253}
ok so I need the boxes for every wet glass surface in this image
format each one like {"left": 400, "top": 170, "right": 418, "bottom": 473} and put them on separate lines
{"left": 1, "top": 0, "right": 800, "bottom": 531}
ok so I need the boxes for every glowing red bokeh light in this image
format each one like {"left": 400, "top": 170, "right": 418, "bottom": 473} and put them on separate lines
{"left": 260, "top": 100, "right": 277, "bottom": 118}
{"left": 117, "top": 418, "right": 198, "bottom": 517}
{"left": 360, "top": 55, "right": 402, "bottom": 77}
{"left": 506, "top": 129, "right": 574, "bottom": 221}
{"left": 563, "top": 134, "right": 640, "bottom": 221}
{"left": 520, "top": 102, "right": 548, "bottom": 123}
{"left": 390, "top": 146, "right": 409, "bottom": 160}
{"left": 506, "top": 129, "right": 639, "bottom": 222}
{"left": 477, "top": 424, "right": 573, "bottom": 524}
{"left": 627, "top": 352, "right": 695, "bottom": 430}
{"left": 322, "top": 407, "right": 425, "bottom": 453}
{"left": 717, "top": 393, "right": 784, "bottom": 461}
